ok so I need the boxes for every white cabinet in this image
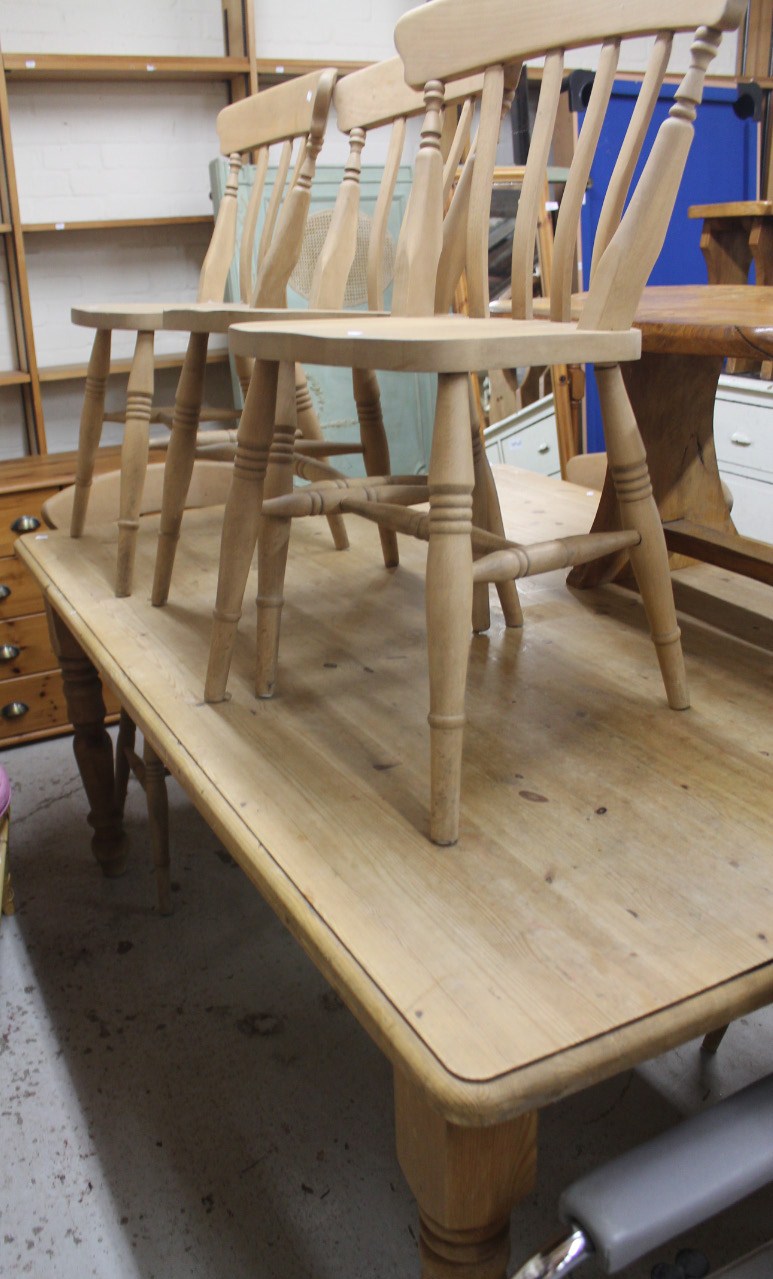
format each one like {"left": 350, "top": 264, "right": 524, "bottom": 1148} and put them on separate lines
{"left": 714, "top": 375, "right": 773, "bottom": 542}
{"left": 484, "top": 394, "right": 560, "bottom": 477}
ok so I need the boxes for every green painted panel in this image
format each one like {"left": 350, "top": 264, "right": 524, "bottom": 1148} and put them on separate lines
{"left": 210, "top": 158, "right": 435, "bottom": 476}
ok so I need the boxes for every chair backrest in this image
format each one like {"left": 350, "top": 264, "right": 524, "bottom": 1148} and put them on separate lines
{"left": 196, "top": 68, "right": 337, "bottom": 307}
{"left": 306, "top": 56, "right": 488, "bottom": 314}
{"left": 394, "top": 0, "right": 746, "bottom": 327}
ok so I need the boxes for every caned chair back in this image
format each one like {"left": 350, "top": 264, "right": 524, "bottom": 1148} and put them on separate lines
{"left": 394, "top": 0, "right": 746, "bottom": 325}
{"left": 197, "top": 69, "right": 337, "bottom": 306}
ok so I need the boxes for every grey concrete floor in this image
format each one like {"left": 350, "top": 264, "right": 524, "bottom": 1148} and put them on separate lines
{"left": 1, "top": 731, "right": 772, "bottom": 1279}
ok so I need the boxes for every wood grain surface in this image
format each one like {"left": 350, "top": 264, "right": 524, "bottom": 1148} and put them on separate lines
{"left": 16, "top": 467, "right": 773, "bottom": 1121}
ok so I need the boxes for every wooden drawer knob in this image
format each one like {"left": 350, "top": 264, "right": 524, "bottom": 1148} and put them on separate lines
{"left": 1, "top": 701, "right": 28, "bottom": 720}
{"left": 0, "top": 644, "right": 20, "bottom": 662}
{"left": 10, "top": 515, "right": 41, "bottom": 533}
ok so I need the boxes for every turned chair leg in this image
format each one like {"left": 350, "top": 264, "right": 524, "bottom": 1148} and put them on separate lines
{"left": 480, "top": 453, "right": 523, "bottom": 628}
{"left": 467, "top": 379, "right": 522, "bottom": 630}
{"left": 152, "top": 330, "right": 209, "bottom": 606}
{"left": 596, "top": 363, "right": 689, "bottom": 712}
{"left": 352, "top": 365, "right": 399, "bottom": 568}
{"left": 471, "top": 419, "right": 493, "bottom": 634}
{"left": 116, "top": 329, "right": 155, "bottom": 597}
{"left": 205, "top": 358, "right": 280, "bottom": 704}
{"left": 296, "top": 363, "right": 350, "bottom": 552}
{"left": 255, "top": 364, "right": 300, "bottom": 699}
{"left": 395, "top": 1067, "right": 537, "bottom": 1279}
{"left": 426, "top": 372, "right": 475, "bottom": 846}
{"left": 71, "top": 329, "right": 112, "bottom": 538}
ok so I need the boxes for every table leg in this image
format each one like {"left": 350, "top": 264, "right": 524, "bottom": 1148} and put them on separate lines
{"left": 569, "top": 351, "right": 729, "bottom": 588}
{"left": 395, "top": 1069, "right": 537, "bottom": 1279}
{"left": 47, "top": 607, "right": 126, "bottom": 877}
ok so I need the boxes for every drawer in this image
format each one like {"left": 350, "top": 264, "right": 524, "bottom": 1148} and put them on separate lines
{"left": 0, "top": 488, "right": 58, "bottom": 558}
{"left": 717, "top": 466, "right": 773, "bottom": 542}
{"left": 0, "top": 612, "right": 57, "bottom": 681}
{"left": 484, "top": 394, "right": 561, "bottom": 478}
{"left": 0, "top": 669, "right": 69, "bottom": 742}
{"left": 714, "top": 380, "right": 773, "bottom": 477}
{"left": 0, "top": 555, "right": 45, "bottom": 620}
{"left": 501, "top": 426, "right": 560, "bottom": 476}
{"left": 0, "top": 669, "right": 121, "bottom": 746}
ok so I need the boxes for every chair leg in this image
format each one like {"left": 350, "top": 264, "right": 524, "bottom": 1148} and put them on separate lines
{"left": 116, "top": 329, "right": 155, "bottom": 597}
{"left": 71, "top": 329, "right": 112, "bottom": 537}
{"left": 152, "top": 330, "right": 209, "bottom": 606}
{"left": 114, "top": 708, "right": 136, "bottom": 817}
{"left": 143, "top": 740, "right": 172, "bottom": 916}
{"left": 481, "top": 455, "right": 524, "bottom": 628}
{"left": 471, "top": 420, "right": 492, "bottom": 633}
{"left": 255, "top": 364, "right": 299, "bottom": 699}
{"left": 352, "top": 366, "right": 399, "bottom": 568}
{"left": 296, "top": 363, "right": 349, "bottom": 552}
{"left": 427, "top": 372, "right": 475, "bottom": 846}
{"left": 596, "top": 363, "right": 689, "bottom": 711}
{"left": 205, "top": 359, "right": 280, "bottom": 703}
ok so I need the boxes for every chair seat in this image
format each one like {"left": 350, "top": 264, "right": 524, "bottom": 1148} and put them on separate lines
{"left": 229, "top": 313, "right": 642, "bottom": 373}
{"left": 162, "top": 302, "right": 371, "bottom": 335}
{"left": 71, "top": 302, "right": 176, "bottom": 331}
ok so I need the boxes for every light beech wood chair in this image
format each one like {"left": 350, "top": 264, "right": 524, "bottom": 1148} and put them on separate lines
{"left": 153, "top": 56, "right": 499, "bottom": 607}
{"left": 211, "top": 0, "right": 745, "bottom": 845}
{"left": 69, "top": 68, "right": 339, "bottom": 598}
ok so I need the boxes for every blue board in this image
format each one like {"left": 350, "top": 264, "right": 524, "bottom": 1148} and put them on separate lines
{"left": 580, "top": 82, "right": 758, "bottom": 450}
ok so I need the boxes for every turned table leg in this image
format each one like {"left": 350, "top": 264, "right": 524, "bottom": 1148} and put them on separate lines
{"left": 47, "top": 607, "right": 126, "bottom": 877}
{"left": 395, "top": 1069, "right": 537, "bottom": 1279}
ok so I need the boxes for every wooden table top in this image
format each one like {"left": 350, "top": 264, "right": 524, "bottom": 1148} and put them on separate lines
{"left": 511, "top": 284, "right": 773, "bottom": 358}
{"left": 16, "top": 468, "right": 773, "bottom": 1123}
{"left": 632, "top": 284, "right": 773, "bottom": 357}
{"left": 689, "top": 201, "right": 773, "bottom": 220}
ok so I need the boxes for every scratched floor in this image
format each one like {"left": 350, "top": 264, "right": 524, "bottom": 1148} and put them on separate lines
{"left": 2, "top": 732, "right": 772, "bottom": 1279}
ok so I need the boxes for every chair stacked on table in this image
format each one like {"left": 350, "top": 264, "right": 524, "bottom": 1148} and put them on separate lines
{"left": 65, "top": 0, "right": 745, "bottom": 860}
{"left": 208, "top": 0, "right": 742, "bottom": 845}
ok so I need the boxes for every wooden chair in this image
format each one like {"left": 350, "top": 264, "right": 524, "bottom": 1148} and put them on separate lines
{"left": 212, "top": 0, "right": 744, "bottom": 845}
{"left": 153, "top": 56, "right": 498, "bottom": 607}
{"left": 0, "top": 765, "right": 14, "bottom": 923}
{"left": 68, "top": 68, "right": 338, "bottom": 598}
{"left": 43, "top": 461, "right": 234, "bottom": 913}
{"left": 201, "top": 56, "right": 523, "bottom": 699}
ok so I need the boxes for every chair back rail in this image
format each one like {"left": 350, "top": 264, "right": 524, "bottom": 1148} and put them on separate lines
{"left": 394, "top": 0, "right": 746, "bottom": 331}
{"left": 198, "top": 152, "right": 242, "bottom": 302}
{"left": 395, "top": 0, "right": 746, "bottom": 82}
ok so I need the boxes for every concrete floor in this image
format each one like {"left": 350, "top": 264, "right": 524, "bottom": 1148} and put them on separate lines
{"left": 1, "top": 730, "right": 772, "bottom": 1279}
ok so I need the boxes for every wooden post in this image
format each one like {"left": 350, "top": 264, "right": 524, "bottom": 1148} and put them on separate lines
{"left": 395, "top": 1069, "right": 537, "bottom": 1279}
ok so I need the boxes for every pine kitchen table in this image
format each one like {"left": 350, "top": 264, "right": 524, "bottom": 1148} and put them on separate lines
{"left": 15, "top": 466, "right": 773, "bottom": 1279}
